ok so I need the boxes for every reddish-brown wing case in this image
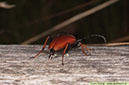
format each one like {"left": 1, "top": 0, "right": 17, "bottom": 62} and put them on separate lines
{"left": 49, "top": 35, "right": 76, "bottom": 51}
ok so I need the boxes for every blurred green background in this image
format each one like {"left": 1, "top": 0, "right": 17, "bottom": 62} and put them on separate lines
{"left": 0, "top": 0, "right": 128, "bottom": 44}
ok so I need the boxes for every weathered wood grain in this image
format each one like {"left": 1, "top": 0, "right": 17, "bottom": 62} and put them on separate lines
{"left": 0, "top": 45, "right": 129, "bottom": 85}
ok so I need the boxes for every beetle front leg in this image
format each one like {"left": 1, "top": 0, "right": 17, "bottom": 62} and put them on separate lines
{"left": 79, "top": 42, "right": 92, "bottom": 56}
{"left": 80, "top": 42, "right": 92, "bottom": 51}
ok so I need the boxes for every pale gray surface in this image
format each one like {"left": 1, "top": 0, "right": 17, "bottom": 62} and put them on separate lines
{"left": 0, "top": 45, "right": 129, "bottom": 85}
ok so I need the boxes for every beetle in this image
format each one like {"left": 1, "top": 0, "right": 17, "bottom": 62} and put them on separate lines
{"left": 30, "top": 33, "right": 106, "bottom": 65}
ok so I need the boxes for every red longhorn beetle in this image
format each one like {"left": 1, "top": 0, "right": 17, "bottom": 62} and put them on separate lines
{"left": 30, "top": 34, "right": 106, "bottom": 65}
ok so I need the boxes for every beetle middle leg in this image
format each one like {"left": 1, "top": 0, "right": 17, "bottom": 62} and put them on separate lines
{"left": 30, "top": 36, "right": 52, "bottom": 59}
{"left": 48, "top": 52, "right": 54, "bottom": 60}
{"left": 61, "top": 43, "right": 70, "bottom": 65}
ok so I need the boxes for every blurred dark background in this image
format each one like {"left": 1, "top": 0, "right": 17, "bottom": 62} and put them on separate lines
{"left": 0, "top": 0, "right": 129, "bottom": 44}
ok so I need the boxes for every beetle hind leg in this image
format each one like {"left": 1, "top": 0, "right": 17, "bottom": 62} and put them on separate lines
{"left": 30, "top": 36, "right": 52, "bottom": 59}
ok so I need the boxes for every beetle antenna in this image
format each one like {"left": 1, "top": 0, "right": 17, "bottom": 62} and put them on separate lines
{"left": 77, "top": 34, "right": 107, "bottom": 43}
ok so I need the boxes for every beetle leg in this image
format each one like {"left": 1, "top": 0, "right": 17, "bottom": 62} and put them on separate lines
{"left": 30, "top": 36, "right": 52, "bottom": 59}
{"left": 48, "top": 52, "right": 54, "bottom": 60}
{"left": 80, "top": 42, "right": 92, "bottom": 56}
{"left": 80, "top": 42, "right": 92, "bottom": 51}
{"left": 42, "top": 36, "right": 52, "bottom": 50}
{"left": 62, "top": 43, "right": 69, "bottom": 65}
{"left": 65, "top": 43, "right": 72, "bottom": 53}
{"left": 80, "top": 42, "right": 88, "bottom": 56}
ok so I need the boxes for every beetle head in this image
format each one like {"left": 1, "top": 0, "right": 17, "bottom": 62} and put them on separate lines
{"left": 72, "top": 39, "right": 81, "bottom": 48}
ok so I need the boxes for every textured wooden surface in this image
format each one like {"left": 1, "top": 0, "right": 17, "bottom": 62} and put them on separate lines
{"left": 0, "top": 45, "right": 129, "bottom": 85}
